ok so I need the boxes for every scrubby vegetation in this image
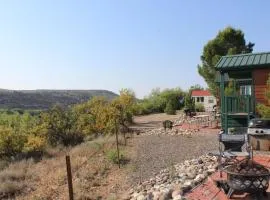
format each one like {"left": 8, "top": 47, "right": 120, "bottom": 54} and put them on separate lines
{"left": 0, "top": 89, "right": 136, "bottom": 160}
{"left": 195, "top": 103, "right": 205, "bottom": 112}
{"left": 0, "top": 135, "right": 129, "bottom": 199}
{"left": 0, "top": 89, "right": 137, "bottom": 199}
{"left": 135, "top": 88, "right": 185, "bottom": 115}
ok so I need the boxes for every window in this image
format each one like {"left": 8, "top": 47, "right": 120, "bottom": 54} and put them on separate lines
{"left": 240, "top": 85, "right": 251, "bottom": 95}
{"left": 208, "top": 98, "right": 214, "bottom": 103}
{"left": 196, "top": 97, "right": 204, "bottom": 103}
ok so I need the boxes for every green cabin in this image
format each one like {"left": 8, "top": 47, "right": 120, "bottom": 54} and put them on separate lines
{"left": 216, "top": 52, "right": 270, "bottom": 133}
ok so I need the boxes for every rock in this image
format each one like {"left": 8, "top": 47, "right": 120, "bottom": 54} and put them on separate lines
{"left": 171, "top": 189, "right": 182, "bottom": 198}
{"left": 132, "top": 192, "right": 140, "bottom": 198}
{"left": 198, "top": 158, "right": 203, "bottom": 164}
{"left": 146, "top": 192, "right": 154, "bottom": 200}
{"left": 137, "top": 194, "right": 146, "bottom": 200}
{"left": 120, "top": 193, "right": 130, "bottom": 200}
{"left": 194, "top": 174, "right": 205, "bottom": 183}
{"left": 184, "top": 160, "right": 190, "bottom": 166}
{"left": 182, "top": 180, "right": 193, "bottom": 192}
{"left": 173, "top": 195, "right": 182, "bottom": 200}
{"left": 158, "top": 192, "right": 170, "bottom": 200}
{"left": 207, "top": 168, "right": 216, "bottom": 174}
{"left": 162, "top": 175, "right": 169, "bottom": 183}
{"left": 136, "top": 185, "right": 144, "bottom": 192}
{"left": 152, "top": 191, "right": 161, "bottom": 200}
{"left": 187, "top": 172, "right": 196, "bottom": 179}
{"left": 129, "top": 155, "right": 218, "bottom": 200}
{"left": 129, "top": 188, "right": 135, "bottom": 195}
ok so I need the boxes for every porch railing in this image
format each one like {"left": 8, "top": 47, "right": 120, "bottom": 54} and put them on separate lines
{"left": 225, "top": 95, "right": 254, "bottom": 114}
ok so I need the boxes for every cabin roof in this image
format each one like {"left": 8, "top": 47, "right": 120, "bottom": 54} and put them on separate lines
{"left": 216, "top": 51, "right": 270, "bottom": 71}
{"left": 191, "top": 90, "right": 212, "bottom": 97}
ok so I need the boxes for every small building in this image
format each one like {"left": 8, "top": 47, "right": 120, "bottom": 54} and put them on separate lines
{"left": 191, "top": 90, "right": 216, "bottom": 112}
{"left": 216, "top": 51, "right": 270, "bottom": 133}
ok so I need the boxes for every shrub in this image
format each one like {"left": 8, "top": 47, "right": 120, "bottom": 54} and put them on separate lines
{"left": 184, "top": 91, "right": 195, "bottom": 111}
{"left": 0, "top": 159, "right": 33, "bottom": 197}
{"left": 42, "top": 105, "right": 84, "bottom": 146}
{"left": 106, "top": 150, "right": 125, "bottom": 164}
{"left": 0, "top": 160, "right": 9, "bottom": 170}
{"left": 0, "top": 168, "right": 26, "bottom": 181}
{"left": 257, "top": 74, "right": 270, "bottom": 118}
{"left": 257, "top": 104, "right": 270, "bottom": 118}
{"left": 195, "top": 103, "right": 205, "bottom": 112}
{"left": 0, "top": 127, "right": 26, "bottom": 157}
{"left": 0, "top": 181, "right": 25, "bottom": 196}
{"left": 23, "top": 135, "right": 46, "bottom": 153}
{"left": 134, "top": 88, "right": 185, "bottom": 115}
{"left": 164, "top": 100, "right": 176, "bottom": 115}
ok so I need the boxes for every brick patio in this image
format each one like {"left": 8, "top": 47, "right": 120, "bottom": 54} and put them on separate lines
{"left": 186, "top": 155, "right": 270, "bottom": 200}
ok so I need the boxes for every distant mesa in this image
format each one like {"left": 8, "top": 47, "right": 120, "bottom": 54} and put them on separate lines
{"left": 0, "top": 89, "right": 118, "bottom": 110}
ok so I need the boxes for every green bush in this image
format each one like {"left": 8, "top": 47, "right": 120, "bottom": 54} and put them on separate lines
{"left": 257, "top": 104, "right": 270, "bottom": 118}
{"left": 106, "top": 150, "right": 124, "bottom": 164}
{"left": 195, "top": 103, "right": 205, "bottom": 112}
{"left": 135, "top": 88, "right": 185, "bottom": 115}
{"left": 164, "top": 101, "right": 176, "bottom": 115}
{"left": 257, "top": 73, "right": 270, "bottom": 118}
{"left": 0, "top": 127, "right": 26, "bottom": 157}
{"left": 42, "top": 105, "right": 84, "bottom": 146}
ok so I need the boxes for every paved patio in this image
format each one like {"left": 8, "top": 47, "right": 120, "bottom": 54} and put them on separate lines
{"left": 186, "top": 155, "right": 270, "bottom": 200}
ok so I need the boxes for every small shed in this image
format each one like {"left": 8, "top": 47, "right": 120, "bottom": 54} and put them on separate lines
{"left": 191, "top": 90, "right": 216, "bottom": 112}
{"left": 215, "top": 52, "right": 270, "bottom": 133}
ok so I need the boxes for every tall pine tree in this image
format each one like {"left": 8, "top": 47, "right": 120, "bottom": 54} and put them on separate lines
{"left": 198, "top": 27, "right": 254, "bottom": 97}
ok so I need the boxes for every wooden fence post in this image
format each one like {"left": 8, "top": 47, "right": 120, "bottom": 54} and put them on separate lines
{"left": 66, "top": 155, "right": 74, "bottom": 200}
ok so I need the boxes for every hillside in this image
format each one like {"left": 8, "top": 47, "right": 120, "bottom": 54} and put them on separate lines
{"left": 0, "top": 89, "right": 118, "bottom": 109}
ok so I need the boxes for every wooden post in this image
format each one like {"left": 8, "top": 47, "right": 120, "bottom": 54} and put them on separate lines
{"left": 115, "top": 121, "right": 121, "bottom": 169}
{"left": 220, "top": 72, "right": 225, "bottom": 131}
{"left": 66, "top": 155, "right": 74, "bottom": 200}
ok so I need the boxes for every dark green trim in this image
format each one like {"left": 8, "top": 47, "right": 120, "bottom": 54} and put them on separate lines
{"left": 216, "top": 51, "right": 270, "bottom": 71}
{"left": 220, "top": 72, "right": 225, "bottom": 130}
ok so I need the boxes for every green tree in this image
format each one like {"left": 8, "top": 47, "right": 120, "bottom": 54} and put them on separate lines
{"left": 136, "top": 88, "right": 185, "bottom": 115}
{"left": 198, "top": 26, "right": 254, "bottom": 97}
{"left": 190, "top": 84, "right": 204, "bottom": 91}
{"left": 0, "top": 126, "right": 26, "bottom": 157}
{"left": 184, "top": 91, "right": 195, "bottom": 111}
{"left": 111, "top": 89, "right": 136, "bottom": 131}
{"left": 42, "top": 105, "right": 83, "bottom": 146}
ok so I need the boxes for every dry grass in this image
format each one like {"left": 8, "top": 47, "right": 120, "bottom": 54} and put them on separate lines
{"left": 0, "top": 160, "right": 9, "bottom": 171}
{"left": 0, "top": 135, "right": 131, "bottom": 200}
{"left": 0, "top": 159, "right": 34, "bottom": 199}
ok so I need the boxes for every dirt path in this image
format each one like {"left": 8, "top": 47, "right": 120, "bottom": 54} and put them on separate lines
{"left": 130, "top": 112, "right": 183, "bottom": 130}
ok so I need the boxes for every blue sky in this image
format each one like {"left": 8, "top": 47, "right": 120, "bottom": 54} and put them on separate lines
{"left": 0, "top": 1, "right": 270, "bottom": 98}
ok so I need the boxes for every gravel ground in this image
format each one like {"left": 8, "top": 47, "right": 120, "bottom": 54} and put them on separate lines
{"left": 128, "top": 132, "right": 219, "bottom": 185}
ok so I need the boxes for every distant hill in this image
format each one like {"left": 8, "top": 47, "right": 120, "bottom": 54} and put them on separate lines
{"left": 0, "top": 89, "right": 118, "bottom": 110}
